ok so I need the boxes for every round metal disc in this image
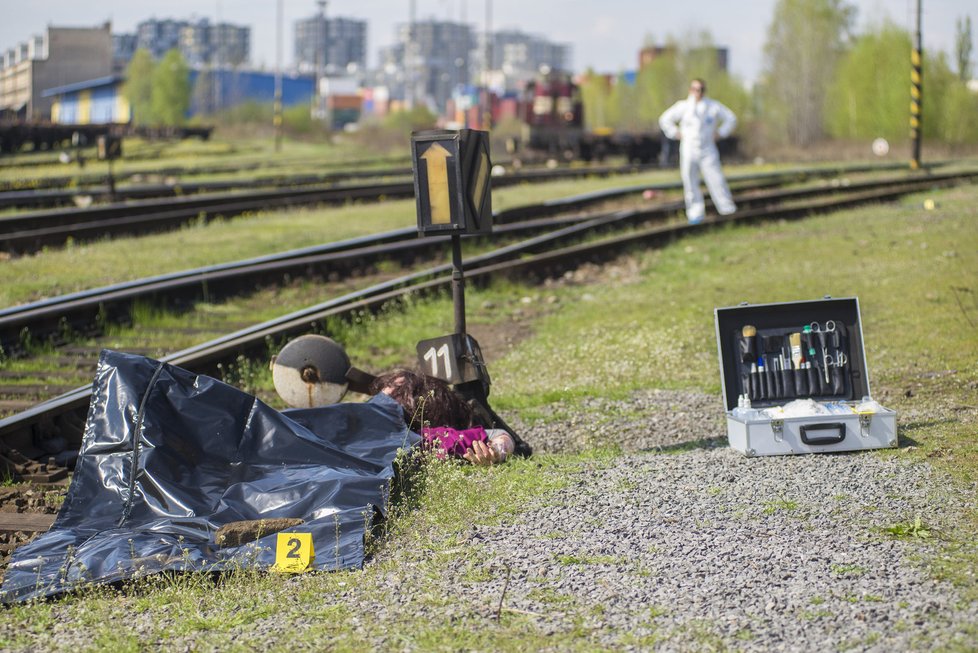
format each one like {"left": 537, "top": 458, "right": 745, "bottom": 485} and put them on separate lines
{"left": 271, "top": 335, "right": 351, "bottom": 408}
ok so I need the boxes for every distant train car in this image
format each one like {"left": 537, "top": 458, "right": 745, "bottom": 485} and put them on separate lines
{"left": 516, "top": 71, "right": 659, "bottom": 164}
{"left": 513, "top": 71, "right": 738, "bottom": 166}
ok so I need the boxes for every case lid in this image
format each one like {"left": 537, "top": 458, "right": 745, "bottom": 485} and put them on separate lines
{"left": 714, "top": 297, "right": 871, "bottom": 411}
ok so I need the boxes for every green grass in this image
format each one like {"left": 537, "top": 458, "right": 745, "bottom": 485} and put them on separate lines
{"left": 0, "top": 167, "right": 683, "bottom": 308}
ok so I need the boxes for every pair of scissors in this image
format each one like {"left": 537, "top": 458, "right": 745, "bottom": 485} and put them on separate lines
{"left": 822, "top": 351, "right": 848, "bottom": 383}
{"left": 810, "top": 320, "right": 836, "bottom": 333}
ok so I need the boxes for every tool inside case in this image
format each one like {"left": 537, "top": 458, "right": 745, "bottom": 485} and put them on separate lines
{"left": 715, "top": 298, "right": 869, "bottom": 411}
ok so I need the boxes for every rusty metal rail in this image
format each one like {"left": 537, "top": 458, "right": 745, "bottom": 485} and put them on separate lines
{"left": 0, "top": 162, "right": 658, "bottom": 253}
{"left": 0, "top": 159, "right": 936, "bottom": 254}
{"left": 0, "top": 168, "right": 974, "bottom": 484}
{"left": 0, "top": 169, "right": 882, "bottom": 357}
{"left": 0, "top": 167, "right": 965, "bottom": 360}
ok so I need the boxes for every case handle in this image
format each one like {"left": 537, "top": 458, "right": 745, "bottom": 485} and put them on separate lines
{"left": 800, "top": 422, "right": 846, "bottom": 445}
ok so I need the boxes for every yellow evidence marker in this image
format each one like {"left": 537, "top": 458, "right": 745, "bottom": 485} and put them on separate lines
{"left": 272, "top": 532, "right": 315, "bottom": 573}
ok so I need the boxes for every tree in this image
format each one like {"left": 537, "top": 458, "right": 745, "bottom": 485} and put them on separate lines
{"left": 824, "top": 22, "right": 910, "bottom": 142}
{"left": 599, "top": 31, "right": 750, "bottom": 136}
{"left": 122, "top": 49, "right": 156, "bottom": 125}
{"left": 760, "top": 0, "right": 856, "bottom": 146}
{"left": 579, "top": 70, "right": 612, "bottom": 132}
{"left": 924, "top": 51, "right": 978, "bottom": 144}
{"left": 150, "top": 49, "right": 191, "bottom": 126}
{"left": 955, "top": 15, "right": 973, "bottom": 81}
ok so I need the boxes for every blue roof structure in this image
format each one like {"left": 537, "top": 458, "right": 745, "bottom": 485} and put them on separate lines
{"left": 42, "top": 75, "right": 125, "bottom": 98}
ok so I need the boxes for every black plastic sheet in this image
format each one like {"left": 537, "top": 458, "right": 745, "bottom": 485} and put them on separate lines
{"left": 1, "top": 350, "right": 418, "bottom": 603}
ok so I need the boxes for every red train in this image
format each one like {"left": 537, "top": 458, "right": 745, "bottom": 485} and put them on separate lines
{"left": 515, "top": 71, "right": 660, "bottom": 164}
{"left": 506, "top": 70, "right": 737, "bottom": 165}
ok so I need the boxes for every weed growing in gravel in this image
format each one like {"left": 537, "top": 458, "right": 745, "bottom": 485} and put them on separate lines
{"left": 762, "top": 497, "right": 800, "bottom": 515}
{"left": 883, "top": 514, "right": 933, "bottom": 539}
{"left": 555, "top": 554, "right": 621, "bottom": 566}
{"left": 831, "top": 563, "right": 867, "bottom": 577}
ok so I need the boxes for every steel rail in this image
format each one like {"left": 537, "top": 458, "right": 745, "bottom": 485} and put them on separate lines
{"left": 0, "top": 162, "right": 659, "bottom": 253}
{"left": 0, "top": 170, "right": 972, "bottom": 480}
{"left": 1, "top": 168, "right": 972, "bottom": 359}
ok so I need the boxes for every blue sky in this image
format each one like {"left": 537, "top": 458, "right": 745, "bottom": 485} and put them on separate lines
{"left": 1, "top": 1, "right": 973, "bottom": 85}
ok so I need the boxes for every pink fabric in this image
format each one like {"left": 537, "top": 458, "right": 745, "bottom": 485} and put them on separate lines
{"left": 421, "top": 426, "right": 488, "bottom": 459}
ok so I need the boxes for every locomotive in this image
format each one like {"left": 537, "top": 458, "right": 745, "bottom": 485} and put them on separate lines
{"left": 512, "top": 70, "right": 738, "bottom": 166}
{"left": 516, "top": 70, "right": 660, "bottom": 164}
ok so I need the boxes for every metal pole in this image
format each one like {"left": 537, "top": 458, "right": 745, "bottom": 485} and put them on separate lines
{"left": 910, "top": 0, "right": 923, "bottom": 170}
{"left": 317, "top": 0, "right": 328, "bottom": 123}
{"left": 407, "top": 0, "right": 416, "bottom": 109}
{"left": 274, "top": 0, "right": 283, "bottom": 152}
{"left": 451, "top": 234, "right": 466, "bottom": 336}
{"left": 482, "top": 0, "right": 492, "bottom": 129}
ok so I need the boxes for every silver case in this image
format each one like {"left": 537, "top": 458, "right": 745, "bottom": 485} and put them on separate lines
{"left": 716, "top": 297, "right": 897, "bottom": 457}
{"left": 726, "top": 408, "right": 898, "bottom": 457}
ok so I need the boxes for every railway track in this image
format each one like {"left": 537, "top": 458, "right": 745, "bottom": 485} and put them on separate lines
{"left": 0, "top": 152, "right": 414, "bottom": 186}
{"left": 0, "top": 155, "right": 625, "bottom": 210}
{"left": 0, "top": 162, "right": 659, "bottom": 254}
{"left": 0, "top": 167, "right": 974, "bottom": 489}
{"left": 0, "top": 168, "right": 921, "bottom": 359}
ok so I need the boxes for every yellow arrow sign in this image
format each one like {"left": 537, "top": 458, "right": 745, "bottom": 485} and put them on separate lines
{"left": 421, "top": 143, "right": 453, "bottom": 224}
{"left": 471, "top": 148, "right": 489, "bottom": 222}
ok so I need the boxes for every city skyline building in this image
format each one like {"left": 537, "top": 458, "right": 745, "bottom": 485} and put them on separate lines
{"left": 294, "top": 13, "right": 367, "bottom": 75}
{"left": 0, "top": 23, "right": 113, "bottom": 120}
{"left": 479, "top": 29, "right": 571, "bottom": 90}
{"left": 397, "top": 18, "right": 474, "bottom": 112}
{"left": 114, "top": 17, "right": 251, "bottom": 69}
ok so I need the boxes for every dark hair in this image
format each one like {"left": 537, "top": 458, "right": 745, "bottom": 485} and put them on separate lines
{"left": 371, "top": 369, "right": 473, "bottom": 431}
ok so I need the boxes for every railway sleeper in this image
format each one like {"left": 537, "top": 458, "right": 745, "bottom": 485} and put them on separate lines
{"left": 0, "top": 445, "right": 68, "bottom": 484}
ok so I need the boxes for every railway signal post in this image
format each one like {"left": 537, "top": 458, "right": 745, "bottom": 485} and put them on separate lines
{"left": 411, "top": 129, "right": 528, "bottom": 454}
{"left": 96, "top": 134, "right": 122, "bottom": 201}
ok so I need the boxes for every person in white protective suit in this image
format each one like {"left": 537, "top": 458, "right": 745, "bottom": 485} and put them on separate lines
{"left": 658, "top": 79, "right": 737, "bottom": 224}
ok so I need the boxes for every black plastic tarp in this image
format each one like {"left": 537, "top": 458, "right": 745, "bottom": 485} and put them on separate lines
{"left": 1, "top": 350, "right": 418, "bottom": 603}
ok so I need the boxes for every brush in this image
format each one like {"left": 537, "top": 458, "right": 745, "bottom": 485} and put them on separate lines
{"left": 789, "top": 332, "right": 803, "bottom": 369}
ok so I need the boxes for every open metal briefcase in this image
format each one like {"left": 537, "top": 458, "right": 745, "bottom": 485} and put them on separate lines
{"left": 714, "top": 297, "right": 897, "bottom": 457}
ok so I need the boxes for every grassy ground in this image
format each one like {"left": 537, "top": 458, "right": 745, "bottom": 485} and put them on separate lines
{"left": 0, "top": 164, "right": 975, "bottom": 649}
{"left": 0, "top": 138, "right": 391, "bottom": 186}
{"left": 0, "top": 167, "right": 690, "bottom": 307}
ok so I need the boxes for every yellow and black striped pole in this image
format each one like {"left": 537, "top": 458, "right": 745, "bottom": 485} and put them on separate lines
{"left": 910, "top": 0, "right": 922, "bottom": 170}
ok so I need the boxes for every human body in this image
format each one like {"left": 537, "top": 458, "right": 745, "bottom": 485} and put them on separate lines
{"left": 371, "top": 370, "right": 515, "bottom": 465}
{"left": 658, "top": 79, "right": 737, "bottom": 223}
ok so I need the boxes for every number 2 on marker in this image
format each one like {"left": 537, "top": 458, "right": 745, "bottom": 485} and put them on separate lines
{"left": 273, "top": 532, "right": 314, "bottom": 573}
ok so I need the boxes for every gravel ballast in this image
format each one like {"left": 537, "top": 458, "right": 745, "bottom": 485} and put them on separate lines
{"left": 334, "top": 389, "right": 977, "bottom": 651}
{"left": 5, "top": 389, "right": 976, "bottom": 652}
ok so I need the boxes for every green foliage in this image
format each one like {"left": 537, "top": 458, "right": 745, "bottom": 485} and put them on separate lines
{"left": 824, "top": 21, "right": 978, "bottom": 145}
{"left": 281, "top": 103, "right": 324, "bottom": 135}
{"left": 883, "top": 515, "right": 933, "bottom": 539}
{"left": 955, "top": 15, "right": 974, "bottom": 81}
{"left": 936, "top": 79, "right": 978, "bottom": 145}
{"left": 122, "top": 49, "right": 156, "bottom": 126}
{"left": 580, "top": 33, "right": 750, "bottom": 136}
{"left": 824, "top": 22, "right": 911, "bottom": 141}
{"left": 150, "top": 49, "right": 191, "bottom": 126}
{"left": 579, "top": 69, "right": 611, "bottom": 132}
{"left": 381, "top": 106, "right": 439, "bottom": 134}
{"left": 923, "top": 52, "right": 978, "bottom": 145}
{"left": 760, "top": 0, "right": 856, "bottom": 145}
{"left": 634, "top": 51, "right": 684, "bottom": 127}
